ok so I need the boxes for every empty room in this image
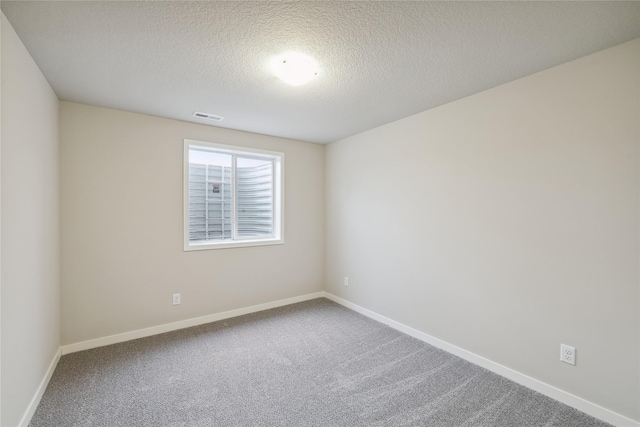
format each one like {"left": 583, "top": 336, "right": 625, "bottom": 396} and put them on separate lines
{"left": 1, "top": 1, "right": 639, "bottom": 426}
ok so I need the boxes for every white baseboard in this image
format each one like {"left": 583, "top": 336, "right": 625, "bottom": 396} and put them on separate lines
{"left": 19, "top": 347, "right": 61, "bottom": 427}
{"left": 61, "top": 292, "right": 325, "bottom": 355}
{"left": 322, "top": 292, "right": 639, "bottom": 427}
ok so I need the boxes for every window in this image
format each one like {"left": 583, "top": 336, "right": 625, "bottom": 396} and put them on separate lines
{"left": 184, "top": 139, "right": 283, "bottom": 250}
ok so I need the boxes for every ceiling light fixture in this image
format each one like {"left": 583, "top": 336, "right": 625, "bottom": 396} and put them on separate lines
{"left": 272, "top": 53, "right": 318, "bottom": 86}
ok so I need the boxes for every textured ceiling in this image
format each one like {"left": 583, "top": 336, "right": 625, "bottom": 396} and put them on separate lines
{"left": 2, "top": 1, "right": 639, "bottom": 144}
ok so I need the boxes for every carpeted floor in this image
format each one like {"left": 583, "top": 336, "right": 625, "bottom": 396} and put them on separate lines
{"left": 30, "top": 298, "right": 611, "bottom": 426}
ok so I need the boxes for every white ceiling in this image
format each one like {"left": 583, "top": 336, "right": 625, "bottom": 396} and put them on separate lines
{"left": 2, "top": 1, "right": 639, "bottom": 144}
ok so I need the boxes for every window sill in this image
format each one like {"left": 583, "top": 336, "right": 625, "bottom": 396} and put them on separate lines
{"left": 184, "top": 237, "right": 284, "bottom": 251}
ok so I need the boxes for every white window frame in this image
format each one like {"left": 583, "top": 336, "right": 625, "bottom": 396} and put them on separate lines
{"left": 184, "top": 139, "right": 284, "bottom": 251}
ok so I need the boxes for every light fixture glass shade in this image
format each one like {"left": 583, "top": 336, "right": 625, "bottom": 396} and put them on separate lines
{"left": 272, "top": 53, "right": 318, "bottom": 86}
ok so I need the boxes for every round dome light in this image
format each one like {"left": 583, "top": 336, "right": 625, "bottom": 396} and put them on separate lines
{"left": 272, "top": 53, "right": 319, "bottom": 86}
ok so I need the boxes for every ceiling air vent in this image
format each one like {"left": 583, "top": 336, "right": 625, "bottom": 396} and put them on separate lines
{"left": 193, "top": 112, "right": 223, "bottom": 121}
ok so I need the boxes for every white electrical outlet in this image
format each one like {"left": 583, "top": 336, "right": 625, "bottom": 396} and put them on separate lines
{"left": 344, "top": 277, "right": 349, "bottom": 287}
{"left": 172, "top": 293, "right": 181, "bottom": 305}
{"left": 560, "top": 344, "right": 576, "bottom": 365}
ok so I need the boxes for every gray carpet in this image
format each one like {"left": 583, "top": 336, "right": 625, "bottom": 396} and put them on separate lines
{"left": 30, "top": 298, "right": 611, "bottom": 426}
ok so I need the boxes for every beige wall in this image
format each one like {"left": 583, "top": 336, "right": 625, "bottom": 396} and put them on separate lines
{"left": 60, "top": 102, "right": 324, "bottom": 345}
{"left": 325, "top": 39, "right": 640, "bottom": 421}
{"left": 1, "top": 13, "right": 61, "bottom": 427}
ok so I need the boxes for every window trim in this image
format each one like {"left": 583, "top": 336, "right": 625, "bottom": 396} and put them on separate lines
{"left": 183, "top": 139, "right": 284, "bottom": 251}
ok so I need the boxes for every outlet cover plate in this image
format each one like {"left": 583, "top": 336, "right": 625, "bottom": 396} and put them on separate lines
{"left": 560, "top": 344, "right": 576, "bottom": 365}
